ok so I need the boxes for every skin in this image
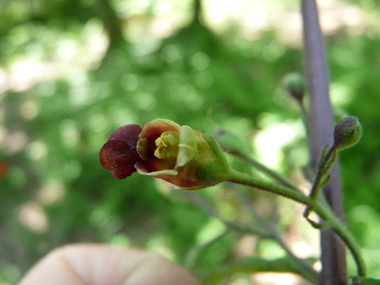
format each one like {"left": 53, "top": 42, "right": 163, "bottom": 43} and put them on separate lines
{"left": 19, "top": 244, "right": 201, "bottom": 285}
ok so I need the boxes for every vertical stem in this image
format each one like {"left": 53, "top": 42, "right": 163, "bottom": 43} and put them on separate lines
{"left": 193, "top": 0, "right": 202, "bottom": 23}
{"left": 94, "top": 0, "right": 124, "bottom": 46}
{"left": 301, "top": 1, "right": 347, "bottom": 284}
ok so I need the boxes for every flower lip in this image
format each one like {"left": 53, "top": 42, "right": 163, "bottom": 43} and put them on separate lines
{"left": 99, "top": 124, "right": 142, "bottom": 179}
{"left": 109, "top": 124, "right": 142, "bottom": 144}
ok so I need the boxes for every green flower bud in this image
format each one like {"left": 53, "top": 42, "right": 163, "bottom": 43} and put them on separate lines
{"left": 333, "top": 116, "right": 363, "bottom": 151}
{"left": 282, "top": 72, "right": 305, "bottom": 102}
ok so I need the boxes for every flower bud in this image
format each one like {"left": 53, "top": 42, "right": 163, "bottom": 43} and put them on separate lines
{"left": 333, "top": 116, "right": 362, "bottom": 151}
{"left": 282, "top": 72, "right": 305, "bottom": 102}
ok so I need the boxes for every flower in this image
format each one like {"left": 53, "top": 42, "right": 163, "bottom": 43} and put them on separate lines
{"left": 100, "top": 119, "right": 230, "bottom": 189}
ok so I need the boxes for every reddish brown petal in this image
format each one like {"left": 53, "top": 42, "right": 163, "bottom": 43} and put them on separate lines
{"left": 99, "top": 140, "right": 142, "bottom": 179}
{"left": 108, "top": 124, "right": 142, "bottom": 146}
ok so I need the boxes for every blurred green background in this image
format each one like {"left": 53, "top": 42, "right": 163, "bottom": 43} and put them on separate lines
{"left": 0, "top": 0, "right": 379, "bottom": 284}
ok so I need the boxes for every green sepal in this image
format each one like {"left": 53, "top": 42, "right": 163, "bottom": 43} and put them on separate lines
{"left": 204, "top": 134, "right": 230, "bottom": 171}
{"left": 318, "top": 145, "right": 329, "bottom": 165}
{"left": 322, "top": 150, "right": 337, "bottom": 175}
{"left": 320, "top": 175, "right": 331, "bottom": 188}
{"left": 196, "top": 134, "right": 231, "bottom": 186}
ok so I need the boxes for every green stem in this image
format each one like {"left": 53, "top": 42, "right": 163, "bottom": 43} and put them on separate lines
{"left": 226, "top": 169, "right": 367, "bottom": 277}
{"left": 234, "top": 152, "right": 298, "bottom": 191}
{"left": 227, "top": 169, "right": 312, "bottom": 205}
{"left": 308, "top": 146, "right": 335, "bottom": 202}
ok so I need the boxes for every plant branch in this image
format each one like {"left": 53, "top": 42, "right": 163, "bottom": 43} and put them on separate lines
{"left": 183, "top": 191, "right": 269, "bottom": 238}
{"left": 232, "top": 185, "right": 318, "bottom": 282}
{"left": 226, "top": 169, "right": 366, "bottom": 277}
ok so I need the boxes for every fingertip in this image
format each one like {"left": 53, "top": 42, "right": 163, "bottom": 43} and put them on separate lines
{"left": 19, "top": 244, "right": 201, "bottom": 285}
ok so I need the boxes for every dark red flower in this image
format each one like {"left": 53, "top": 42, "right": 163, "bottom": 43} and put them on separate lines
{"left": 100, "top": 119, "right": 230, "bottom": 189}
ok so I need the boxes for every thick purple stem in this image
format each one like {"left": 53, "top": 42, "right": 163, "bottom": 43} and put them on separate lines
{"left": 301, "top": 1, "right": 347, "bottom": 284}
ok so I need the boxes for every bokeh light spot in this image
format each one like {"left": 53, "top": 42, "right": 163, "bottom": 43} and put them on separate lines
{"left": 60, "top": 120, "right": 80, "bottom": 148}
{"left": 195, "top": 71, "right": 213, "bottom": 89}
{"left": 5, "top": 131, "right": 29, "bottom": 155}
{"left": 121, "top": 74, "right": 141, "bottom": 92}
{"left": 35, "top": 183, "right": 66, "bottom": 206}
{"left": 110, "top": 234, "right": 131, "bottom": 246}
{"left": 63, "top": 160, "right": 82, "bottom": 180}
{"left": 7, "top": 167, "right": 27, "bottom": 187}
{"left": 162, "top": 44, "right": 183, "bottom": 62}
{"left": 196, "top": 218, "right": 226, "bottom": 245}
{"left": 17, "top": 202, "right": 49, "bottom": 234}
{"left": 20, "top": 100, "right": 38, "bottom": 120}
{"left": 90, "top": 206, "right": 110, "bottom": 228}
{"left": 191, "top": 52, "right": 210, "bottom": 70}
{"left": 146, "top": 235, "right": 175, "bottom": 261}
{"left": 135, "top": 92, "right": 156, "bottom": 110}
{"left": 25, "top": 141, "right": 48, "bottom": 161}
